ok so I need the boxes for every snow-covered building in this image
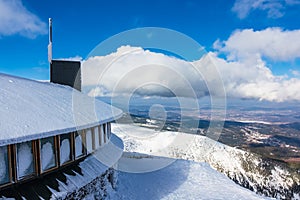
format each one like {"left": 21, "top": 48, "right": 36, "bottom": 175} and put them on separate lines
{"left": 0, "top": 68, "right": 123, "bottom": 198}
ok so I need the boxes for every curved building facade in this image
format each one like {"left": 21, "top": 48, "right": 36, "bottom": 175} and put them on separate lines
{"left": 0, "top": 73, "right": 123, "bottom": 191}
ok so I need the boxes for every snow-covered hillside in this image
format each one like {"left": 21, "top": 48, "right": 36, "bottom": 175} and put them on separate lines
{"left": 110, "top": 153, "right": 270, "bottom": 200}
{"left": 112, "top": 123, "right": 300, "bottom": 200}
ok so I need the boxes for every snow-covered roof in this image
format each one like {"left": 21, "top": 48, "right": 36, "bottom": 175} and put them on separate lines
{"left": 0, "top": 73, "right": 123, "bottom": 146}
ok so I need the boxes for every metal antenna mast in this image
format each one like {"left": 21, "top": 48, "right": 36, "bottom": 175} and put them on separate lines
{"left": 48, "top": 18, "right": 52, "bottom": 64}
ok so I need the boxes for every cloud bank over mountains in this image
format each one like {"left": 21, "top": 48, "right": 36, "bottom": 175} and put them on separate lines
{"left": 213, "top": 27, "right": 300, "bottom": 102}
{"left": 82, "top": 28, "right": 300, "bottom": 102}
{"left": 82, "top": 46, "right": 211, "bottom": 99}
{"left": 207, "top": 52, "right": 300, "bottom": 102}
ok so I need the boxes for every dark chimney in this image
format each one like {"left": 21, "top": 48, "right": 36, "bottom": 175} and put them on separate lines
{"left": 50, "top": 60, "right": 81, "bottom": 91}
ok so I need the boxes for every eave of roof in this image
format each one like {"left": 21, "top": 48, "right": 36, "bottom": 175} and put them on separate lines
{"left": 0, "top": 73, "right": 123, "bottom": 146}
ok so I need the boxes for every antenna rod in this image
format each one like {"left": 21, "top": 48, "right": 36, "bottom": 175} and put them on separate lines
{"left": 49, "top": 18, "right": 52, "bottom": 43}
{"left": 48, "top": 18, "right": 52, "bottom": 64}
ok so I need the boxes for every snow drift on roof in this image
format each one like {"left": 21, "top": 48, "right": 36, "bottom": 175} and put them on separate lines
{"left": 0, "top": 73, "right": 122, "bottom": 146}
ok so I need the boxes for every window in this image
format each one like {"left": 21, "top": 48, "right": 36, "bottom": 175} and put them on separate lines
{"left": 94, "top": 126, "right": 100, "bottom": 149}
{"left": 16, "top": 141, "right": 35, "bottom": 180}
{"left": 74, "top": 130, "right": 85, "bottom": 158}
{"left": 107, "top": 123, "right": 111, "bottom": 139}
{"left": 103, "top": 124, "right": 107, "bottom": 143}
{"left": 86, "top": 129, "right": 93, "bottom": 153}
{"left": 60, "top": 133, "right": 72, "bottom": 165}
{"left": 40, "top": 136, "right": 57, "bottom": 172}
{"left": 99, "top": 125, "right": 104, "bottom": 146}
{"left": 0, "top": 146, "right": 10, "bottom": 185}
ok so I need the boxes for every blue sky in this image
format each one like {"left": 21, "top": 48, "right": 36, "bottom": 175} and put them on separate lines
{"left": 0, "top": 0, "right": 300, "bottom": 83}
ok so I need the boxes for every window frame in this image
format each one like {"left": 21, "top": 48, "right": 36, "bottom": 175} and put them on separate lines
{"left": 99, "top": 124, "right": 103, "bottom": 146}
{"left": 107, "top": 123, "right": 111, "bottom": 140}
{"left": 85, "top": 128, "right": 94, "bottom": 154}
{"left": 0, "top": 145, "right": 14, "bottom": 188}
{"left": 14, "top": 140, "right": 38, "bottom": 181}
{"left": 73, "top": 130, "right": 87, "bottom": 160}
{"left": 38, "top": 136, "right": 59, "bottom": 174}
{"left": 103, "top": 123, "right": 107, "bottom": 144}
{"left": 93, "top": 126, "right": 100, "bottom": 150}
{"left": 58, "top": 132, "right": 74, "bottom": 166}
{"left": 91, "top": 127, "right": 96, "bottom": 151}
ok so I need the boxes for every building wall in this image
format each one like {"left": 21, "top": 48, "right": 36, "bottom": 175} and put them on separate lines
{"left": 0, "top": 123, "right": 112, "bottom": 190}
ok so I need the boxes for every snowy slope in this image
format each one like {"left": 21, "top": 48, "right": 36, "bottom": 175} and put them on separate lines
{"left": 110, "top": 153, "right": 271, "bottom": 200}
{"left": 0, "top": 73, "right": 122, "bottom": 145}
{"left": 112, "top": 123, "right": 299, "bottom": 199}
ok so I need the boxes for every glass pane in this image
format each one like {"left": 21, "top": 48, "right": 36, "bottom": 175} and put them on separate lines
{"left": 107, "top": 123, "right": 111, "bottom": 139}
{"left": 86, "top": 129, "right": 93, "bottom": 153}
{"left": 99, "top": 125, "right": 104, "bottom": 146}
{"left": 60, "top": 133, "right": 72, "bottom": 164}
{"left": 94, "top": 127, "right": 100, "bottom": 149}
{"left": 75, "top": 131, "right": 84, "bottom": 158}
{"left": 41, "top": 137, "right": 56, "bottom": 171}
{"left": 17, "top": 141, "right": 34, "bottom": 179}
{"left": 0, "top": 146, "right": 10, "bottom": 184}
{"left": 103, "top": 124, "right": 107, "bottom": 143}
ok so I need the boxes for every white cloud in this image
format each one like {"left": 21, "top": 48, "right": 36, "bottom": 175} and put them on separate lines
{"left": 0, "top": 0, "right": 46, "bottom": 38}
{"left": 82, "top": 46, "right": 209, "bottom": 98}
{"left": 57, "top": 56, "right": 83, "bottom": 61}
{"left": 87, "top": 86, "right": 111, "bottom": 97}
{"left": 214, "top": 28, "right": 300, "bottom": 62}
{"left": 207, "top": 52, "right": 300, "bottom": 102}
{"left": 212, "top": 27, "right": 300, "bottom": 102}
{"left": 82, "top": 45, "right": 300, "bottom": 102}
{"left": 290, "top": 69, "right": 300, "bottom": 76}
{"left": 232, "top": 0, "right": 300, "bottom": 19}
